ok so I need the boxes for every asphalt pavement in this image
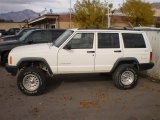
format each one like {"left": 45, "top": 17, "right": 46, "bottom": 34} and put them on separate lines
{"left": 0, "top": 66, "right": 160, "bottom": 120}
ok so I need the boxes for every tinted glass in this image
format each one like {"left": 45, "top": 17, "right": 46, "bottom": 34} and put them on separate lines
{"left": 66, "top": 33, "right": 94, "bottom": 49}
{"left": 51, "top": 30, "right": 65, "bottom": 41}
{"left": 29, "top": 31, "right": 43, "bottom": 42}
{"left": 122, "top": 33, "right": 146, "bottom": 48}
{"left": 98, "top": 33, "right": 120, "bottom": 48}
{"left": 27, "top": 31, "right": 48, "bottom": 43}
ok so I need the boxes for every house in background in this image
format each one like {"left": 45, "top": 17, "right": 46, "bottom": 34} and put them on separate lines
{"left": 28, "top": 13, "right": 73, "bottom": 29}
{"left": 0, "top": 22, "right": 26, "bottom": 30}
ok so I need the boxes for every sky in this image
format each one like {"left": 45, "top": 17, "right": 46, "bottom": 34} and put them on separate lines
{"left": 0, "top": 0, "right": 159, "bottom": 14}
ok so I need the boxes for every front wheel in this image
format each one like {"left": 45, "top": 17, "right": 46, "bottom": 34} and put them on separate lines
{"left": 112, "top": 64, "right": 138, "bottom": 90}
{"left": 17, "top": 67, "right": 46, "bottom": 96}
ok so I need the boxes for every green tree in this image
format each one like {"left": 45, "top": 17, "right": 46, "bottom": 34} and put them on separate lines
{"left": 73, "top": 0, "right": 112, "bottom": 28}
{"left": 121, "top": 0, "right": 155, "bottom": 26}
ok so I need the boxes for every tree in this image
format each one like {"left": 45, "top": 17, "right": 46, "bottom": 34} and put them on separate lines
{"left": 121, "top": 0, "right": 155, "bottom": 26}
{"left": 72, "top": 0, "right": 112, "bottom": 28}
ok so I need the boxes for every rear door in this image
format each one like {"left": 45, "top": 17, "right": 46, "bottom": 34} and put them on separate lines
{"left": 95, "top": 32, "right": 123, "bottom": 72}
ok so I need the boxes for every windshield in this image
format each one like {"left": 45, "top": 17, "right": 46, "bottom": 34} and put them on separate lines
{"left": 19, "top": 30, "right": 33, "bottom": 41}
{"left": 18, "top": 29, "right": 30, "bottom": 36}
{"left": 54, "top": 30, "right": 73, "bottom": 47}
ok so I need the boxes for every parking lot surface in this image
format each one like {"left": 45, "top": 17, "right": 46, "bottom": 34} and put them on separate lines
{"left": 0, "top": 66, "right": 160, "bottom": 120}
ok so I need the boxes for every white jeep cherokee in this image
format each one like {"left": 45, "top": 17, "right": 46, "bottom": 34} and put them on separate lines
{"left": 6, "top": 29, "right": 154, "bottom": 95}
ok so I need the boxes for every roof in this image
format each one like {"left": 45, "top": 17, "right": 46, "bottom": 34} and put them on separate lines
{"left": 29, "top": 14, "right": 59, "bottom": 25}
{"left": 69, "top": 28, "right": 144, "bottom": 33}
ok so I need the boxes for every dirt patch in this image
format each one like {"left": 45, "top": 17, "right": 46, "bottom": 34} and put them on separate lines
{"left": 95, "top": 89, "right": 107, "bottom": 101}
{"left": 80, "top": 100, "right": 99, "bottom": 108}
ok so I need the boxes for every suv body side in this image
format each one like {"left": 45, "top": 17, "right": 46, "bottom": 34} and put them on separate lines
{"left": 56, "top": 30, "right": 151, "bottom": 74}
{"left": 6, "top": 29, "right": 154, "bottom": 95}
{"left": 7, "top": 29, "right": 153, "bottom": 74}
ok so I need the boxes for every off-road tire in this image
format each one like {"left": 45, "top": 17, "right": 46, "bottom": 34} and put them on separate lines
{"left": 17, "top": 67, "right": 46, "bottom": 96}
{"left": 112, "top": 64, "right": 138, "bottom": 90}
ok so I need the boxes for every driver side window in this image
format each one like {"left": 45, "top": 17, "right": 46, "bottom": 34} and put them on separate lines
{"left": 66, "top": 33, "right": 94, "bottom": 49}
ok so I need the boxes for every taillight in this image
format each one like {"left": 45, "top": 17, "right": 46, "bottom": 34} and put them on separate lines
{"left": 150, "top": 52, "right": 152, "bottom": 62}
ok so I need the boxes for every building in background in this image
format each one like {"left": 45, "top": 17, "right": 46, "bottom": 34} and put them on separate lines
{"left": 0, "top": 22, "right": 26, "bottom": 30}
{"left": 28, "top": 13, "right": 73, "bottom": 29}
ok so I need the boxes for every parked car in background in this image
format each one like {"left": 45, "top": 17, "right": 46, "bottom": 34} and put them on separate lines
{"left": 0, "top": 29, "right": 66, "bottom": 65}
{"left": 0, "top": 29, "right": 7, "bottom": 36}
{"left": 1, "top": 28, "right": 40, "bottom": 41}
{"left": 6, "top": 28, "right": 20, "bottom": 35}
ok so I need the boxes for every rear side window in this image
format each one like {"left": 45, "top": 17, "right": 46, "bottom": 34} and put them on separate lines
{"left": 122, "top": 33, "right": 146, "bottom": 48}
{"left": 98, "top": 33, "right": 120, "bottom": 48}
{"left": 29, "top": 31, "right": 48, "bottom": 43}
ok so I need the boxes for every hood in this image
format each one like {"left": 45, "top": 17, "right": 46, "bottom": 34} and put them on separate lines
{"left": 1, "top": 35, "right": 19, "bottom": 41}
{"left": 0, "top": 40, "right": 19, "bottom": 46}
{"left": 2, "top": 35, "right": 16, "bottom": 38}
{"left": 11, "top": 43, "right": 58, "bottom": 54}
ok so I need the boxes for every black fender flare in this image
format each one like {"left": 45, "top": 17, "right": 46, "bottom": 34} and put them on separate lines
{"left": 110, "top": 57, "right": 139, "bottom": 73}
{"left": 17, "top": 57, "right": 53, "bottom": 75}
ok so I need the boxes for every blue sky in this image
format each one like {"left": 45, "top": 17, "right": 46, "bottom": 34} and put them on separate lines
{"left": 0, "top": 0, "right": 159, "bottom": 13}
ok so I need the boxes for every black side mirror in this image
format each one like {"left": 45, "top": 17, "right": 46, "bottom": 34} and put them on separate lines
{"left": 64, "top": 44, "right": 71, "bottom": 50}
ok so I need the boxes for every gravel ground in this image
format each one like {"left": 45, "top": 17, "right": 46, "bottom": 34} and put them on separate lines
{"left": 0, "top": 66, "right": 160, "bottom": 120}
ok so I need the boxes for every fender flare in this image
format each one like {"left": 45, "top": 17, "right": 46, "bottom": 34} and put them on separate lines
{"left": 17, "top": 57, "right": 53, "bottom": 75}
{"left": 110, "top": 57, "right": 139, "bottom": 73}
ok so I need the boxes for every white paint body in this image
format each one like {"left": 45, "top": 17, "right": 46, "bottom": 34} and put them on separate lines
{"left": 8, "top": 29, "right": 152, "bottom": 74}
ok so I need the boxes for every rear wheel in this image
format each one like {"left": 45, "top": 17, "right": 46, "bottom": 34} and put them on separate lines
{"left": 112, "top": 64, "right": 138, "bottom": 90}
{"left": 17, "top": 67, "right": 47, "bottom": 96}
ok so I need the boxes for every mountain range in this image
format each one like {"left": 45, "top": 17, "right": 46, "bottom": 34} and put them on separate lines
{"left": 0, "top": 9, "right": 39, "bottom": 22}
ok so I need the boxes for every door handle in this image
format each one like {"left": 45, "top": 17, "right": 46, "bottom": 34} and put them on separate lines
{"left": 87, "top": 51, "right": 95, "bottom": 53}
{"left": 114, "top": 50, "right": 122, "bottom": 52}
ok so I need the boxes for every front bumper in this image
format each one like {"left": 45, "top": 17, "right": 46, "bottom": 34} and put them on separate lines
{"left": 5, "top": 64, "right": 18, "bottom": 76}
{"left": 139, "top": 62, "right": 154, "bottom": 71}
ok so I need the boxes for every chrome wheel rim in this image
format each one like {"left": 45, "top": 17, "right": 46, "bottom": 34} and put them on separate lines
{"left": 23, "top": 74, "right": 40, "bottom": 91}
{"left": 121, "top": 71, "right": 134, "bottom": 85}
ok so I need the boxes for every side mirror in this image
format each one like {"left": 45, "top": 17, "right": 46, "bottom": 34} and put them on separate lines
{"left": 64, "top": 44, "right": 71, "bottom": 50}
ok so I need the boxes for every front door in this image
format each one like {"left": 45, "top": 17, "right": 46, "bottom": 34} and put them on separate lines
{"left": 58, "top": 32, "right": 95, "bottom": 73}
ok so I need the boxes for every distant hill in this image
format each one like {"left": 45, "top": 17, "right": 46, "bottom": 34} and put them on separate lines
{"left": 152, "top": 2, "right": 160, "bottom": 9}
{"left": 0, "top": 9, "right": 39, "bottom": 22}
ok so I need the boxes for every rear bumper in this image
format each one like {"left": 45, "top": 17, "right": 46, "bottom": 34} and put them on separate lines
{"left": 5, "top": 64, "right": 18, "bottom": 76}
{"left": 139, "top": 62, "right": 154, "bottom": 71}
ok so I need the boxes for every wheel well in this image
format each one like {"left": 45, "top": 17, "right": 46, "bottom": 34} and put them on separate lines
{"left": 18, "top": 60, "right": 53, "bottom": 76}
{"left": 111, "top": 60, "right": 139, "bottom": 73}
{"left": 1, "top": 51, "right": 10, "bottom": 61}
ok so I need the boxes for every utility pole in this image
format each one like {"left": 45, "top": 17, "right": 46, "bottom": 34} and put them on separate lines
{"left": 105, "top": 0, "right": 110, "bottom": 28}
{"left": 69, "top": 0, "right": 72, "bottom": 28}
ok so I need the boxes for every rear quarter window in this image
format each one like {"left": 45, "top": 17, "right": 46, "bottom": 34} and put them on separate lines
{"left": 122, "top": 33, "right": 146, "bottom": 48}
